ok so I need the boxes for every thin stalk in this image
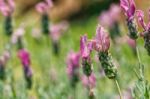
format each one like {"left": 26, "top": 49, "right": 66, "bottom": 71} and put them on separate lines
{"left": 135, "top": 40, "right": 144, "bottom": 79}
{"left": 115, "top": 79, "right": 123, "bottom": 99}
{"left": 73, "top": 87, "right": 76, "bottom": 99}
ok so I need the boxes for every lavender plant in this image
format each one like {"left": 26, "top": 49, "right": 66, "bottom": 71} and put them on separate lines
{"left": 120, "top": 0, "right": 150, "bottom": 98}
{"left": 92, "top": 25, "right": 122, "bottom": 99}
{"left": 50, "top": 21, "right": 69, "bottom": 55}
{"left": 80, "top": 35, "right": 95, "bottom": 99}
{"left": 36, "top": 0, "right": 53, "bottom": 35}
{"left": 0, "top": 0, "right": 15, "bottom": 36}
{"left": 66, "top": 51, "right": 80, "bottom": 99}
{"left": 17, "top": 49, "right": 33, "bottom": 89}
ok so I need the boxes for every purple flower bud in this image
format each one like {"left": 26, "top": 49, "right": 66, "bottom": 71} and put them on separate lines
{"left": 81, "top": 73, "right": 96, "bottom": 89}
{"left": 92, "top": 25, "right": 110, "bottom": 53}
{"left": 80, "top": 35, "right": 93, "bottom": 76}
{"left": 17, "top": 49, "right": 33, "bottom": 88}
{"left": 18, "top": 49, "right": 30, "bottom": 66}
{"left": 120, "top": 0, "right": 136, "bottom": 21}
{"left": 80, "top": 35, "right": 93, "bottom": 60}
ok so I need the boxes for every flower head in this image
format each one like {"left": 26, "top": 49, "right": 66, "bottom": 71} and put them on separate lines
{"left": 18, "top": 49, "right": 30, "bottom": 66}
{"left": 80, "top": 35, "right": 93, "bottom": 60}
{"left": 11, "top": 25, "right": 25, "bottom": 44}
{"left": 127, "top": 36, "right": 136, "bottom": 49}
{"left": 92, "top": 25, "right": 110, "bottom": 52}
{"left": 0, "top": 0, "right": 15, "bottom": 16}
{"left": 50, "top": 21, "right": 69, "bottom": 41}
{"left": 81, "top": 73, "right": 96, "bottom": 89}
{"left": 36, "top": 0, "right": 53, "bottom": 14}
{"left": 136, "top": 10, "right": 150, "bottom": 31}
{"left": 99, "top": 4, "right": 121, "bottom": 28}
{"left": 66, "top": 51, "right": 80, "bottom": 79}
{"left": 120, "top": 0, "right": 136, "bottom": 20}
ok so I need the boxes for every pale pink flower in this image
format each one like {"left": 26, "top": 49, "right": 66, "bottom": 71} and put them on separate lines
{"left": 92, "top": 25, "right": 110, "bottom": 52}
{"left": 31, "top": 28, "right": 42, "bottom": 39}
{"left": 36, "top": 0, "right": 53, "bottom": 14}
{"left": 0, "top": 50, "right": 10, "bottom": 65}
{"left": 109, "top": 4, "right": 121, "bottom": 22}
{"left": 81, "top": 73, "right": 96, "bottom": 89}
{"left": 11, "top": 26, "right": 25, "bottom": 44}
{"left": 0, "top": 0, "right": 15, "bottom": 16}
{"left": 50, "top": 21, "right": 69, "bottom": 41}
{"left": 127, "top": 36, "right": 136, "bottom": 49}
{"left": 66, "top": 51, "right": 80, "bottom": 79}
{"left": 99, "top": 4, "right": 121, "bottom": 28}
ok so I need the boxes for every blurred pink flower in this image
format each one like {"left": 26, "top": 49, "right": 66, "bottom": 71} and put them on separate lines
{"left": 36, "top": 0, "right": 53, "bottom": 14}
{"left": 80, "top": 35, "right": 93, "bottom": 60}
{"left": 92, "top": 25, "right": 110, "bottom": 52}
{"left": 127, "top": 36, "right": 136, "bottom": 49}
{"left": 120, "top": 0, "right": 136, "bottom": 20}
{"left": 81, "top": 73, "right": 96, "bottom": 89}
{"left": 136, "top": 10, "right": 150, "bottom": 31}
{"left": 11, "top": 26, "right": 25, "bottom": 44}
{"left": 50, "top": 21, "right": 69, "bottom": 41}
{"left": 99, "top": 4, "right": 121, "bottom": 28}
{"left": 0, "top": 0, "right": 15, "bottom": 16}
{"left": 31, "top": 28, "right": 42, "bottom": 39}
{"left": 18, "top": 49, "right": 30, "bottom": 66}
{"left": 99, "top": 11, "right": 113, "bottom": 28}
{"left": 109, "top": 4, "right": 121, "bottom": 22}
{"left": 0, "top": 50, "right": 10, "bottom": 66}
{"left": 66, "top": 51, "right": 80, "bottom": 79}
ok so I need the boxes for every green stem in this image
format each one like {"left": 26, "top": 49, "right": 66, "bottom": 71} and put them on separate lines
{"left": 135, "top": 40, "right": 144, "bottom": 79}
{"left": 135, "top": 44, "right": 141, "bottom": 64}
{"left": 115, "top": 79, "right": 123, "bottom": 99}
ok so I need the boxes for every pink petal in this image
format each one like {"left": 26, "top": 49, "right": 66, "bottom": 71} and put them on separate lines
{"left": 136, "top": 10, "right": 146, "bottom": 30}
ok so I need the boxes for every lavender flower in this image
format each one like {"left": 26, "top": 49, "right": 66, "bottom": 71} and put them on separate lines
{"left": 80, "top": 35, "right": 93, "bottom": 77}
{"left": 136, "top": 10, "right": 150, "bottom": 55}
{"left": 99, "top": 4, "right": 121, "bottom": 29}
{"left": 92, "top": 25, "right": 117, "bottom": 79}
{"left": 0, "top": 50, "right": 10, "bottom": 79}
{"left": 36, "top": 0, "right": 53, "bottom": 14}
{"left": 66, "top": 51, "right": 80, "bottom": 88}
{"left": 50, "top": 21, "right": 69, "bottom": 54}
{"left": 11, "top": 25, "right": 25, "bottom": 49}
{"left": 50, "top": 21, "right": 69, "bottom": 41}
{"left": 36, "top": 0, "right": 53, "bottom": 35}
{"left": 120, "top": 0, "right": 138, "bottom": 39}
{"left": 0, "top": 0, "right": 15, "bottom": 17}
{"left": 99, "top": 4, "right": 121, "bottom": 41}
{"left": 18, "top": 49, "right": 32, "bottom": 89}
{"left": 0, "top": 0, "right": 15, "bottom": 36}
